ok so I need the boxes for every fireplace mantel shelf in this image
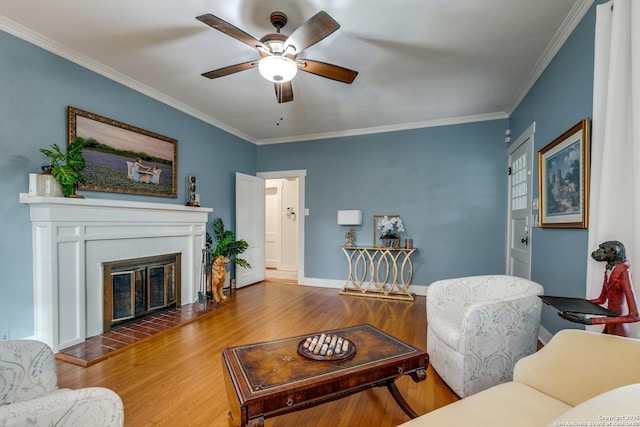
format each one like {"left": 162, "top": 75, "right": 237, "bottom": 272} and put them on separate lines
{"left": 20, "top": 193, "right": 212, "bottom": 351}
{"left": 19, "top": 193, "right": 212, "bottom": 216}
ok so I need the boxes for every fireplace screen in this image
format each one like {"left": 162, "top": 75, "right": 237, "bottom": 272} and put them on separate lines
{"left": 103, "top": 253, "right": 180, "bottom": 331}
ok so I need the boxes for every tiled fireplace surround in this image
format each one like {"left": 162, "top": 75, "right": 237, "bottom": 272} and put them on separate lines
{"left": 20, "top": 194, "right": 212, "bottom": 352}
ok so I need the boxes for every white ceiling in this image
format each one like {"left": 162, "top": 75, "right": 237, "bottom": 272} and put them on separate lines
{"left": 0, "top": 0, "right": 592, "bottom": 144}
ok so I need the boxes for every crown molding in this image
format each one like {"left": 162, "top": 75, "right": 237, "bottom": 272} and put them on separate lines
{"left": 256, "top": 112, "right": 508, "bottom": 145}
{"left": 505, "top": 0, "right": 595, "bottom": 115}
{"left": 1, "top": 2, "right": 588, "bottom": 147}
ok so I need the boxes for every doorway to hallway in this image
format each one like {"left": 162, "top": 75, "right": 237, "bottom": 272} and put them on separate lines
{"left": 258, "top": 170, "right": 306, "bottom": 285}
{"left": 265, "top": 177, "right": 298, "bottom": 282}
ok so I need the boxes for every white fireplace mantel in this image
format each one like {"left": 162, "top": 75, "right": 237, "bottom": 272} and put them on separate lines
{"left": 20, "top": 194, "right": 212, "bottom": 351}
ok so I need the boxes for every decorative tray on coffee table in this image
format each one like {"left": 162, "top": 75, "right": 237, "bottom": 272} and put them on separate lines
{"left": 297, "top": 333, "right": 356, "bottom": 361}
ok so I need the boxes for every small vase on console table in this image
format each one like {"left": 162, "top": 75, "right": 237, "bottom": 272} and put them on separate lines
{"left": 381, "top": 238, "right": 400, "bottom": 248}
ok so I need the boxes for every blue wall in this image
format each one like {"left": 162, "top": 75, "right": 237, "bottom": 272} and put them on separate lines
{"left": 258, "top": 1, "right": 601, "bottom": 336}
{"left": 257, "top": 121, "right": 509, "bottom": 286}
{"left": 510, "top": 3, "right": 598, "bottom": 334}
{"left": 0, "top": 30, "right": 256, "bottom": 339}
{"left": 0, "top": 1, "right": 600, "bottom": 340}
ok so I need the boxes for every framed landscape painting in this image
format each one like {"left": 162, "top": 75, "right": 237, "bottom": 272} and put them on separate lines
{"left": 538, "top": 119, "right": 590, "bottom": 228}
{"left": 68, "top": 106, "right": 178, "bottom": 198}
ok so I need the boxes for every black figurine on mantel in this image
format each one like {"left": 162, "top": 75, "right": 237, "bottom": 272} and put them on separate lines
{"left": 560, "top": 241, "right": 640, "bottom": 337}
{"left": 186, "top": 175, "right": 200, "bottom": 207}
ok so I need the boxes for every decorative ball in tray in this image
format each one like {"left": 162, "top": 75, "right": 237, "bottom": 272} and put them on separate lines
{"left": 297, "top": 333, "right": 356, "bottom": 361}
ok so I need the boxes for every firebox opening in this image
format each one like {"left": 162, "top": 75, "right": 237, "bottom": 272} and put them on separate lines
{"left": 103, "top": 253, "right": 181, "bottom": 333}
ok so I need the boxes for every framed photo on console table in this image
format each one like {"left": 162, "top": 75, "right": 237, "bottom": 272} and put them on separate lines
{"left": 68, "top": 106, "right": 178, "bottom": 198}
{"left": 373, "top": 214, "right": 402, "bottom": 248}
{"left": 538, "top": 119, "right": 590, "bottom": 228}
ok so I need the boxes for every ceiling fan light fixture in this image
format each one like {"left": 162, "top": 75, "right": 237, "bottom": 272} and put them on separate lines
{"left": 258, "top": 55, "right": 298, "bottom": 83}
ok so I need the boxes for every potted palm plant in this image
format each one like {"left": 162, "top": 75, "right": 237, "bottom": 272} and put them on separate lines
{"left": 203, "top": 218, "right": 250, "bottom": 302}
{"left": 207, "top": 217, "right": 251, "bottom": 268}
{"left": 39, "top": 137, "right": 86, "bottom": 197}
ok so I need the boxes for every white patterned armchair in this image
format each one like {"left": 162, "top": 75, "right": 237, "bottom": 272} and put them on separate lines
{"left": 0, "top": 340, "right": 124, "bottom": 426}
{"left": 427, "top": 275, "right": 543, "bottom": 398}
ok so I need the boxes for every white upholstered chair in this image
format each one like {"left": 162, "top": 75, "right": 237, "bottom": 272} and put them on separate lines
{"left": 427, "top": 275, "right": 543, "bottom": 398}
{"left": 0, "top": 340, "right": 124, "bottom": 426}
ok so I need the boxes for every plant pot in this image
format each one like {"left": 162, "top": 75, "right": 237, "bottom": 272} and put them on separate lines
{"left": 68, "top": 183, "right": 84, "bottom": 198}
{"left": 381, "top": 238, "right": 400, "bottom": 248}
{"left": 36, "top": 173, "right": 63, "bottom": 197}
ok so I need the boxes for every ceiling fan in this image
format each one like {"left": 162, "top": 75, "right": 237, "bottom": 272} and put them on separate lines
{"left": 196, "top": 10, "right": 358, "bottom": 103}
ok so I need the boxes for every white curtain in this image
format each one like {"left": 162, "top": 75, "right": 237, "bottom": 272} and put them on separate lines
{"left": 587, "top": 0, "right": 640, "bottom": 338}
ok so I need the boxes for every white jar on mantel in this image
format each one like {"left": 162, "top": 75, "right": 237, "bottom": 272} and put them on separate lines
{"left": 36, "top": 173, "right": 63, "bottom": 197}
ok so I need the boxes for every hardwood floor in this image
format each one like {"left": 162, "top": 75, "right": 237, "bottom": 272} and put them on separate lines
{"left": 57, "top": 281, "right": 459, "bottom": 426}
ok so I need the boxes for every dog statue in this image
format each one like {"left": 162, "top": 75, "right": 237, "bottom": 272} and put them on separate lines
{"left": 560, "top": 240, "right": 640, "bottom": 336}
{"left": 211, "top": 255, "right": 230, "bottom": 303}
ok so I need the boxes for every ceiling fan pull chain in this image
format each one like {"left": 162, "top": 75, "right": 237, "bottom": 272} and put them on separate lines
{"left": 275, "top": 93, "right": 284, "bottom": 126}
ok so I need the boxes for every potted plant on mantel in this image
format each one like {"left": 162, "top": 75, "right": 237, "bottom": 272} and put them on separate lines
{"left": 204, "top": 217, "right": 250, "bottom": 303}
{"left": 39, "top": 137, "right": 86, "bottom": 197}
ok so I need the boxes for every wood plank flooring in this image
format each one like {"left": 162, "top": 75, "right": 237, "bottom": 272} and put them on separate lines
{"left": 57, "top": 281, "right": 459, "bottom": 426}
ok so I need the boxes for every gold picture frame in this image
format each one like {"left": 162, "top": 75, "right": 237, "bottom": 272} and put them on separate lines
{"left": 373, "top": 214, "right": 402, "bottom": 248}
{"left": 538, "top": 119, "right": 590, "bottom": 228}
{"left": 68, "top": 106, "right": 178, "bottom": 198}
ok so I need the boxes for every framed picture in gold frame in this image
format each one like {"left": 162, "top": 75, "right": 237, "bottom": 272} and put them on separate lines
{"left": 68, "top": 106, "right": 178, "bottom": 198}
{"left": 538, "top": 119, "right": 590, "bottom": 228}
{"left": 373, "top": 214, "right": 402, "bottom": 248}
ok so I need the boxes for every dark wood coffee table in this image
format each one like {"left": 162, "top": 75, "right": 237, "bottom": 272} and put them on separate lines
{"left": 221, "top": 324, "right": 428, "bottom": 426}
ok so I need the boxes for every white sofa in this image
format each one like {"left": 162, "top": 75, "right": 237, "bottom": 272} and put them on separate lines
{"left": 427, "top": 275, "right": 544, "bottom": 397}
{"left": 0, "top": 340, "right": 124, "bottom": 427}
{"left": 401, "top": 329, "right": 640, "bottom": 427}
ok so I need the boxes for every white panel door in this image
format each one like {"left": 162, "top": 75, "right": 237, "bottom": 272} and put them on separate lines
{"left": 279, "top": 178, "right": 298, "bottom": 271}
{"left": 264, "top": 182, "right": 282, "bottom": 269}
{"left": 507, "top": 123, "right": 534, "bottom": 279}
{"left": 235, "top": 172, "right": 265, "bottom": 287}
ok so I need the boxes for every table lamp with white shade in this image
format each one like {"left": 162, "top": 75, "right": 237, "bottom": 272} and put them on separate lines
{"left": 337, "top": 210, "right": 362, "bottom": 247}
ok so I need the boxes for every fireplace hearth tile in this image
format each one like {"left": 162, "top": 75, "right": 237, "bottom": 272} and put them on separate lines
{"left": 55, "top": 302, "right": 218, "bottom": 367}
{"left": 104, "top": 331, "right": 140, "bottom": 345}
{"left": 117, "top": 327, "right": 154, "bottom": 340}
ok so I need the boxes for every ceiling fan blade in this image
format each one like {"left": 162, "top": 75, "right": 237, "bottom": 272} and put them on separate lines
{"left": 297, "top": 59, "right": 358, "bottom": 84}
{"left": 284, "top": 11, "right": 340, "bottom": 54}
{"left": 196, "top": 14, "right": 266, "bottom": 51}
{"left": 201, "top": 60, "right": 258, "bottom": 79}
{"left": 275, "top": 81, "right": 294, "bottom": 103}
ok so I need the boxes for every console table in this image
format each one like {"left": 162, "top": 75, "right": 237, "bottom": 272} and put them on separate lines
{"left": 340, "top": 246, "right": 417, "bottom": 301}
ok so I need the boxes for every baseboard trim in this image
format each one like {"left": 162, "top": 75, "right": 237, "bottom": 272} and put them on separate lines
{"left": 538, "top": 325, "right": 553, "bottom": 345}
{"left": 300, "top": 277, "right": 428, "bottom": 296}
